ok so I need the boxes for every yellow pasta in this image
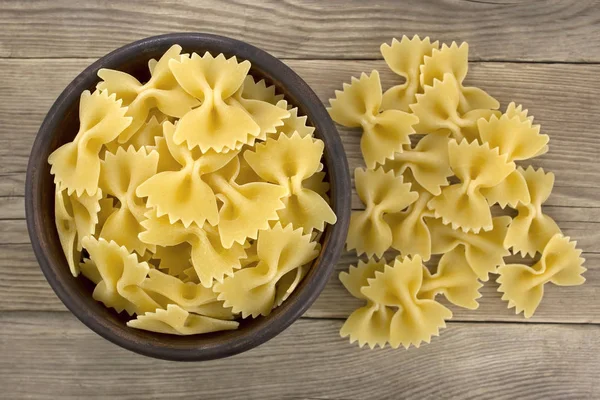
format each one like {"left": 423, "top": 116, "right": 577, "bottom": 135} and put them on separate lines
{"left": 347, "top": 167, "right": 418, "bottom": 258}
{"left": 97, "top": 45, "right": 199, "bottom": 143}
{"left": 244, "top": 133, "right": 336, "bottom": 234}
{"left": 213, "top": 223, "right": 319, "bottom": 318}
{"left": 241, "top": 75, "right": 284, "bottom": 105}
{"left": 152, "top": 243, "right": 192, "bottom": 279}
{"left": 274, "top": 99, "right": 316, "bottom": 138}
{"left": 48, "top": 89, "right": 132, "bottom": 196}
{"left": 380, "top": 35, "right": 439, "bottom": 111}
{"left": 127, "top": 304, "right": 239, "bottom": 335}
{"left": 328, "top": 70, "right": 419, "bottom": 168}
{"left": 428, "top": 139, "right": 515, "bottom": 233}
{"left": 98, "top": 146, "right": 158, "bottom": 255}
{"left": 105, "top": 115, "right": 164, "bottom": 154}
{"left": 504, "top": 166, "right": 561, "bottom": 256}
{"left": 498, "top": 234, "right": 585, "bottom": 318}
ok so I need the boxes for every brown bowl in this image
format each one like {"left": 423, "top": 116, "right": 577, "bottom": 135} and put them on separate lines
{"left": 25, "top": 33, "right": 351, "bottom": 361}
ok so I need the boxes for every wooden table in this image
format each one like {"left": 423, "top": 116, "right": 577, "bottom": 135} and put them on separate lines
{"left": 1, "top": 1, "right": 599, "bottom": 398}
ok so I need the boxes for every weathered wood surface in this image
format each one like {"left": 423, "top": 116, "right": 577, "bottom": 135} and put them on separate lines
{"left": 1, "top": 0, "right": 599, "bottom": 61}
{"left": 0, "top": 313, "right": 598, "bottom": 399}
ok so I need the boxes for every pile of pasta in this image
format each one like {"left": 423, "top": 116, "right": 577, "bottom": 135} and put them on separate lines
{"left": 48, "top": 45, "right": 337, "bottom": 335}
{"left": 329, "top": 36, "right": 586, "bottom": 349}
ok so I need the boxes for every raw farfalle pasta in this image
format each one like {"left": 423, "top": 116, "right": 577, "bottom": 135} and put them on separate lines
{"left": 498, "top": 234, "right": 585, "bottom": 318}
{"left": 504, "top": 166, "right": 561, "bottom": 256}
{"left": 48, "top": 89, "right": 132, "bottom": 196}
{"left": 380, "top": 35, "right": 439, "bottom": 111}
{"left": 347, "top": 167, "right": 418, "bottom": 258}
{"left": 244, "top": 133, "right": 336, "bottom": 234}
{"left": 428, "top": 139, "right": 514, "bottom": 233}
{"left": 332, "top": 35, "right": 586, "bottom": 350}
{"left": 214, "top": 223, "right": 319, "bottom": 318}
{"left": 328, "top": 70, "right": 419, "bottom": 168}
{"left": 50, "top": 45, "right": 335, "bottom": 336}
{"left": 98, "top": 45, "right": 199, "bottom": 143}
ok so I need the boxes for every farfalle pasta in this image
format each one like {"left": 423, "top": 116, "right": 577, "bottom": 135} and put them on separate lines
{"left": 331, "top": 36, "right": 586, "bottom": 350}
{"left": 50, "top": 45, "right": 336, "bottom": 336}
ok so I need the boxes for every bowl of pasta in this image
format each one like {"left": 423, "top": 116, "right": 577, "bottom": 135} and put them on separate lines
{"left": 25, "top": 33, "right": 351, "bottom": 361}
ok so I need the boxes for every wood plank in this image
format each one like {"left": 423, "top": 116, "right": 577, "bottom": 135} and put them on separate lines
{"left": 1, "top": 0, "right": 599, "bottom": 61}
{"left": 0, "top": 312, "right": 598, "bottom": 399}
{"left": 1, "top": 241, "right": 598, "bottom": 323}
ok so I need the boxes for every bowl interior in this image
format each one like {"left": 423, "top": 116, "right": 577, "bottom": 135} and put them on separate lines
{"left": 26, "top": 33, "right": 350, "bottom": 361}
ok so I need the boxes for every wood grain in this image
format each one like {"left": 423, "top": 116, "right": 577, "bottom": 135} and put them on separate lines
{"left": 0, "top": 312, "right": 598, "bottom": 399}
{"left": 1, "top": 0, "right": 600, "bottom": 61}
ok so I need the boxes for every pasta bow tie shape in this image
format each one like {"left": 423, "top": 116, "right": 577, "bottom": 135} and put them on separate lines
{"left": 504, "top": 166, "right": 561, "bottom": 256}
{"left": 169, "top": 52, "right": 276, "bottom": 152}
{"left": 48, "top": 90, "right": 132, "bottom": 196}
{"left": 497, "top": 234, "right": 586, "bottom": 318}
{"left": 81, "top": 237, "right": 161, "bottom": 316}
{"left": 136, "top": 121, "right": 237, "bottom": 228}
{"left": 420, "top": 42, "right": 499, "bottom": 114}
{"left": 55, "top": 186, "right": 102, "bottom": 277}
{"left": 244, "top": 132, "right": 336, "bottom": 234}
{"left": 379, "top": 35, "right": 439, "bottom": 111}
{"left": 419, "top": 247, "right": 483, "bottom": 310}
{"left": 140, "top": 269, "right": 233, "bottom": 320}
{"left": 97, "top": 45, "right": 199, "bottom": 144}
{"left": 99, "top": 146, "right": 159, "bottom": 256}
{"left": 347, "top": 168, "right": 419, "bottom": 258}
{"left": 204, "top": 156, "right": 288, "bottom": 248}
{"left": 384, "top": 173, "right": 435, "bottom": 261}
{"left": 349, "top": 256, "right": 452, "bottom": 349}
{"left": 213, "top": 223, "right": 320, "bottom": 318}
{"left": 428, "top": 139, "right": 515, "bottom": 233}
{"left": 477, "top": 105, "right": 550, "bottom": 208}
{"left": 139, "top": 210, "right": 247, "bottom": 288}
{"left": 382, "top": 133, "right": 453, "bottom": 196}
{"left": 127, "top": 304, "right": 239, "bottom": 335}
{"left": 428, "top": 216, "right": 511, "bottom": 281}
{"left": 410, "top": 73, "right": 500, "bottom": 142}
{"left": 327, "top": 70, "right": 419, "bottom": 169}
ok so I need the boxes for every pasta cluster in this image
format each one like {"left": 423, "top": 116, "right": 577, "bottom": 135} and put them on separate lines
{"left": 329, "top": 36, "right": 586, "bottom": 349}
{"left": 49, "top": 45, "right": 337, "bottom": 335}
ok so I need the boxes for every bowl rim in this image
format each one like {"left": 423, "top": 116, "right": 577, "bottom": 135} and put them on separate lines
{"left": 25, "top": 32, "right": 351, "bottom": 361}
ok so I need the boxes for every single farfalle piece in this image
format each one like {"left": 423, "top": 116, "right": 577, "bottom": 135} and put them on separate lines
{"left": 97, "top": 45, "right": 199, "bottom": 143}
{"left": 362, "top": 256, "right": 453, "bottom": 349}
{"left": 48, "top": 90, "right": 132, "bottom": 196}
{"left": 347, "top": 168, "right": 418, "bottom": 258}
{"left": 339, "top": 259, "right": 391, "bottom": 349}
{"left": 410, "top": 73, "right": 500, "bottom": 142}
{"left": 152, "top": 243, "right": 192, "bottom": 279}
{"left": 380, "top": 35, "right": 439, "bottom": 111}
{"left": 328, "top": 70, "right": 419, "bottom": 168}
{"left": 204, "top": 156, "right": 287, "bottom": 248}
{"left": 420, "top": 42, "right": 499, "bottom": 113}
{"left": 497, "top": 234, "right": 586, "bottom": 318}
{"left": 504, "top": 166, "right": 561, "bottom": 256}
{"left": 420, "top": 247, "right": 483, "bottom": 310}
{"left": 139, "top": 211, "right": 246, "bottom": 288}
{"left": 168, "top": 52, "right": 258, "bottom": 152}
{"left": 55, "top": 186, "right": 102, "bottom": 276}
{"left": 429, "top": 216, "right": 511, "bottom": 281}
{"left": 241, "top": 75, "right": 284, "bottom": 104}
{"left": 382, "top": 134, "right": 453, "bottom": 195}
{"left": 274, "top": 99, "right": 315, "bottom": 138}
{"left": 244, "top": 132, "right": 336, "bottom": 234}
{"left": 384, "top": 172, "right": 435, "bottom": 260}
{"left": 98, "top": 146, "right": 159, "bottom": 255}
{"left": 82, "top": 237, "right": 161, "bottom": 315}
{"left": 428, "top": 139, "right": 515, "bottom": 233}
{"left": 127, "top": 304, "right": 239, "bottom": 335}
{"left": 136, "top": 121, "right": 236, "bottom": 228}
{"left": 213, "top": 224, "right": 319, "bottom": 318}
{"left": 141, "top": 269, "right": 233, "bottom": 318}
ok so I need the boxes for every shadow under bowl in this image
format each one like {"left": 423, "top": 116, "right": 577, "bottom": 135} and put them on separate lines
{"left": 25, "top": 33, "right": 351, "bottom": 361}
